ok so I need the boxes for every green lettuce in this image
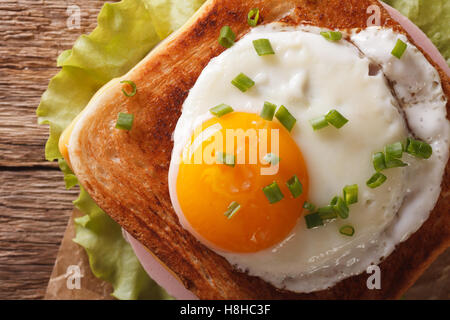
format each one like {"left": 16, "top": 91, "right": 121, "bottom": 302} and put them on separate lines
{"left": 382, "top": 0, "right": 450, "bottom": 66}
{"left": 38, "top": 0, "right": 447, "bottom": 300}
{"left": 147, "top": 0, "right": 206, "bottom": 38}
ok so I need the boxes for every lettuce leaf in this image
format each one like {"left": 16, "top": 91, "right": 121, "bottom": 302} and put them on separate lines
{"left": 37, "top": 0, "right": 161, "bottom": 160}
{"left": 147, "top": 0, "right": 206, "bottom": 38}
{"left": 38, "top": 0, "right": 447, "bottom": 300}
{"left": 382, "top": 0, "right": 450, "bottom": 66}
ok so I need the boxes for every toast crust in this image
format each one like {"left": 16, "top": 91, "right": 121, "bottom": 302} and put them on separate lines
{"left": 69, "top": 0, "right": 450, "bottom": 299}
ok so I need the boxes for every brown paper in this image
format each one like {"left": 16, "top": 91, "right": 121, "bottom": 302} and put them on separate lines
{"left": 45, "top": 210, "right": 449, "bottom": 300}
{"left": 44, "top": 209, "right": 114, "bottom": 300}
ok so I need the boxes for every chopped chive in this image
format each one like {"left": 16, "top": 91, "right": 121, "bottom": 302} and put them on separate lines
{"left": 260, "top": 101, "right": 277, "bottom": 120}
{"left": 385, "top": 158, "right": 408, "bottom": 169}
{"left": 385, "top": 142, "right": 404, "bottom": 160}
{"left": 405, "top": 137, "right": 433, "bottom": 159}
{"left": 275, "top": 105, "right": 296, "bottom": 132}
{"left": 343, "top": 184, "right": 358, "bottom": 205}
{"left": 224, "top": 201, "right": 241, "bottom": 219}
{"left": 333, "top": 197, "right": 349, "bottom": 219}
{"left": 286, "top": 175, "right": 303, "bottom": 198}
{"left": 391, "top": 39, "right": 407, "bottom": 59}
{"left": 318, "top": 206, "right": 337, "bottom": 220}
{"left": 218, "top": 26, "right": 236, "bottom": 48}
{"left": 366, "top": 172, "right": 387, "bottom": 189}
{"left": 330, "top": 196, "right": 338, "bottom": 206}
{"left": 210, "top": 104, "right": 234, "bottom": 117}
{"left": 305, "top": 213, "right": 324, "bottom": 229}
{"left": 120, "top": 80, "right": 137, "bottom": 97}
{"left": 253, "top": 39, "right": 275, "bottom": 56}
{"left": 372, "top": 152, "right": 387, "bottom": 172}
{"left": 231, "top": 73, "right": 255, "bottom": 92}
{"left": 303, "top": 201, "right": 316, "bottom": 212}
{"left": 325, "top": 109, "right": 348, "bottom": 129}
{"left": 263, "top": 181, "right": 284, "bottom": 204}
{"left": 317, "top": 205, "right": 337, "bottom": 212}
{"left": 309, "top": 115, "right": 329, "bottom": 131}
{"left": 217, "top": 152, "right": 235, "bottom": 167}
{"left": 339, "top": 225, "right": 355, "bottom": 237}
{"left": 247, "top": 8, "right": 260, "bottom": 27}
{"left": 320, "top": 31, "right": 342, "bottom": 41}
{"left": 263, "top": 153, "right": 280, "bottom": 166}
{"left": 318, "top": 205, "right": 335, "bottom": 214}
{"left": 115, "top": 112, "right": 134, "bottom": 131}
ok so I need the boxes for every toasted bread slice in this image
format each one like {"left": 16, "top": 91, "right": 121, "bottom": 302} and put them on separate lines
{"left": 68, "top": 0, "right": 450, "bottom": 299}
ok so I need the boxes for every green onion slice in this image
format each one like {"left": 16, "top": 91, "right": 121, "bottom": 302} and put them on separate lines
{"left": 339, "top": 225, "right": 355, "bottom": 237}
{"left": 253, "top": 39, "right": 275, "bottom": 56}
{"left": 224, "top": 201, "right": 241, "bottom": 219}
{"left": 333, "top": 197, "right": 349, "bottom": 219}
{"left": 303, "top": 201, "right": 316, "bottom": 212}
{"left": 217, "top": 152, "right": 235, "bottom": 167}
{"left": 325, "top": 109, "right": 348, "bottom": 129}
{"left": 275, "top": 105, "right": 296, "bottom": 132}
{"left": 120, "top": 80, "right": 137, "bottom": 97}
{"left": 247, "top": 8, "right": 260, "bottom": 27}
{"left": 318, "top": 206, "right": 337, "bottom": 220}
{"left": 231, "top": 73, "right": 255, "bottom": 92}
{"left": 263, "top": 181, "right": 284, "bottom": 204}
{"left": 385, "top": 158, "right": 408, "bottom": 169}
{"left": 115, "top": 112, "right": 134, "bottom": 131}
{"left": 309, "top": 115, "right": 329, "bottom": 131}
{"left": 210, "top": 104, "right": 234, "bottom": 117}
{"left": 305, "top": 213, "right": 324, "bottom": 229}
{"left": 391, "top": 39, "right": 407, "bottom": 59}
{"left": 320, "top": 31, "right": 342, "bottom": 41}
{"left": 260, "top": 101, "right": 277, "bottom": 120}
{"left": 405, "top": 137, "right": 433, "bottom": 159}
{"left": 330, "top": 196, "right": 338, "bottom": 206}
{"left": 286, "top": 175, "right": 303, "bottom": 198}
{"left": 343, "top": 184, "right": 358, "bottom": 205}
{"left": 218, "top": 26, "right": 236, "bottom": 48}
{"left": 366, "top": 172, "right": 387, "bottom": 189}
{"left": 318, "top": 205, "right": 335, "bottom": 214}
{"left": 385, "top": 142, "right": 404, "bottom": 160}
{"left": 263, "top": 153, "right": 280, "bottom": 166}
{"left": 373, "top": 152, "right": 387, "bottom": 172}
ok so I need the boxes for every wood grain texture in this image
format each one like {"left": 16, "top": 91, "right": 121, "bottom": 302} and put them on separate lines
{"left": 0, "top": 169, "right": 79, "bottom": 299}
{"left": 0, "top": 0, "right": 447, "bottom": 300}
{"left": 0, "top": 0, "right": 105, "bottom": 167}
{"left": 0, "top": 0, "right": 105, "bottom": 299}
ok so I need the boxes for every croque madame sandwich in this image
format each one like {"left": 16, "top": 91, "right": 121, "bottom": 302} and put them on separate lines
{"left": 49, "top": 0, "right": 450, "bottom": 299}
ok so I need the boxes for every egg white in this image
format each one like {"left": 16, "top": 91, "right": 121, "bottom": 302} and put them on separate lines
{"left": 169, "top": 24, "right": 449, "bottom": 293}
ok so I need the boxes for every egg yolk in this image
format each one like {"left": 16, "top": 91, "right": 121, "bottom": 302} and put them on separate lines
{"left": 176, "top": 112, "right": 309, "bottom": 253}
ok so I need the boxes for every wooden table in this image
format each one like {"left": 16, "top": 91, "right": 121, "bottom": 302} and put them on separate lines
{"left": 0, "top": 0, "right": 448, "bottom": 300}
{"left": 0, "top": 0, "right": 106, "bottom": 299}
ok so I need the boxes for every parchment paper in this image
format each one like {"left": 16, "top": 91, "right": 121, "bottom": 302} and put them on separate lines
{"left": 44, "top": 210, "right": 114, "bottom": 300}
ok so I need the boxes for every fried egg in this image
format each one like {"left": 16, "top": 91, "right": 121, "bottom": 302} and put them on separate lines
{"left": 168, "top": 24, "right": 449, "bottom": 292}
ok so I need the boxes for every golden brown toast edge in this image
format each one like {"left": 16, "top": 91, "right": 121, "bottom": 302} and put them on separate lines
{"left": 68, "top": 0, "right": 450, "bottom": 299}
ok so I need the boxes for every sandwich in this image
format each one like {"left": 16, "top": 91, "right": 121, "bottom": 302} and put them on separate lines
{"left": 38, "top": 0, "right": 450, "bottom": 299}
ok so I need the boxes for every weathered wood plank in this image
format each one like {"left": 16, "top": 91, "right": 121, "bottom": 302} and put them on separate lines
{"left": 0, "top": 0, "right": 105, "bottom": 300}
{"left": 0, "top": 0, "right": 106, "bottom": 166}
{"left": 0, "top": 169, "right": 79, "bottom": 299}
